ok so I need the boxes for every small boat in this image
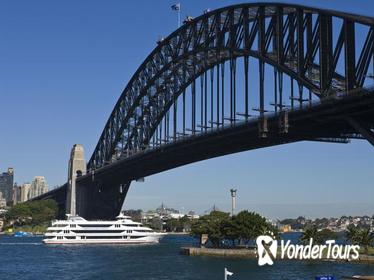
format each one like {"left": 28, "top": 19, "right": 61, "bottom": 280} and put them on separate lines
{"left": 315, "top": 276, "right": 335, "bottom": 280}
{"left": 342, "top": 277, "right": 374, "bottom": 280}
{"left": 14, "top": 231, "right": 33, "bottom": 237}
{"left": 43, "top": 212, "right": 165, "bottom": 244}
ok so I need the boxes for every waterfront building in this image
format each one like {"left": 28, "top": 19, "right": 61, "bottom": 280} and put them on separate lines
{"left": 29, "top": 176, "right": 48, "bottom": 199}
{"left": 141, "top": 210, "right": 160, "bottom": 223}
{"left": 141, "top": 207, "right": 200, "bottom": 223}
{"left": 12, "top": 183, "right": 21, "bottom": 205}
{"left": 280, "top": 224, "right": 292, "bottom": 233}
{"left": 141, "top": 203, "right": 189, "bottom": 221}
{"left": 156, "top": 203, "right": 180, "bottom": 217}
{"left": 0, "top": 192, "right": 7, "bottom": 208}
{"left": 186, "top": 211, "right": 200, "bottom": 219}
{"left": 19, "top": 183, "right": 31, "bottom": 202}
{"left": 0, "top": 168, "right": 14, "bottom": 205}
{"left": 169, "top": 213, "right": 185, "bottom": 219}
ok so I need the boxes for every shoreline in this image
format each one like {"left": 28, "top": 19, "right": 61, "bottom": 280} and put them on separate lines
{"left": 180, "top": 247, "right": 374, "bottom": 264}
{"left": 165, "top": 232, "right": 189, "bottom": 235}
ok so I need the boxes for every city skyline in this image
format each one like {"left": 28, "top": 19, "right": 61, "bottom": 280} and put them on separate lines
{"left": 1, "top": 0, "right": 374, "bottom": 219}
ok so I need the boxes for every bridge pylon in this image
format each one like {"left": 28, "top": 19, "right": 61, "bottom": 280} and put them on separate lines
{"left": 66, "top": 144, "right": 86, "bottom": 216}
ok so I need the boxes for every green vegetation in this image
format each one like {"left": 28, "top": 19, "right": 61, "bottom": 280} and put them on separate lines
{"left": 300, "top": 225, "right": 338, "bottom": 245}
{"left": 145, "top": 217, "right": 163, "bottom": 231}
{"left": 3, "top": 199, "right": 58, "bottom": 234}
{"left": 190, "top": 210, "right": 278, "bottom": 248}
{"left": 300, "top": 224, "right": 374, "bottom": 255}
{"left": 164, "top": 216, "right": 191, "bottom": 232}
{"left": 345, "top": 224, "right": 374, "bottom": 254}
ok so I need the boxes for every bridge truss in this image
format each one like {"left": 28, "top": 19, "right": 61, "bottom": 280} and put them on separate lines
{"left": 87, "top": 3, "right": 374, "bottom": 172}
{"left": 33, "top": 3, "right": 374, "bottom": 219}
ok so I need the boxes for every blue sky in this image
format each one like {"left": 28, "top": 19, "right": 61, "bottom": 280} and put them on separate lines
{"left": 1, "top": 0, "right": 373, "bottom": 219}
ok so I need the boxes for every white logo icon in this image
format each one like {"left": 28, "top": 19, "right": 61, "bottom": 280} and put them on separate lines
{"left": 224, "top": 268, "right": 234, "bottom": 280}
{"left": 256, "top": 235, "right": 278, "bottom": 266}
{"left": 255, "top": 235, "right": 360, "bottom": 266}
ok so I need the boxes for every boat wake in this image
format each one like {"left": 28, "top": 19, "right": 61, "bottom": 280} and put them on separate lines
{"left": 0, "top": 242, "right": 42, "bottom": 246}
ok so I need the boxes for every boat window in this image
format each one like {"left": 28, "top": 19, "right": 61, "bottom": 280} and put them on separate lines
{"left": 72, "top": 230, "right": 124, "bottom": 234}
{"left": 54, "top": 224, "right": 66, "bottom": 227}
{"left": 70, "top": 224, "right": 76, "bottom": 228}
{"left": 85, "top": 236, "right": 123, "bottom": 239}
{"left": 77, "top": 224, "right": 112, "bottom": 227}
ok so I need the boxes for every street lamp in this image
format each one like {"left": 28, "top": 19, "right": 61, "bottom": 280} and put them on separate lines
{"left": 230, "top": 189, "right": 237, "bottom": 216}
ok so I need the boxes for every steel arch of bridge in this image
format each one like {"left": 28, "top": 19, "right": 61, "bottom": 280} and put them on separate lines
{"left": 87, "top": 3, "right": 374, "bottom": 171}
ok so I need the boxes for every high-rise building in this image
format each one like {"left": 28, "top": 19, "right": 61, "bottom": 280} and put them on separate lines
{"left": 0, "top": 192, "right": 6, "bottom": 208}
{"left": 0, "top": 168, "right": 14, "bottom": 205}
{"left": 29, "top": 176, "right": 48, "bottom": 199}
{"left": 19, "top": 183, "right": 31, "bottom": 202}
{"left": 12, "top": 183, "right": 22, "bottom": 205}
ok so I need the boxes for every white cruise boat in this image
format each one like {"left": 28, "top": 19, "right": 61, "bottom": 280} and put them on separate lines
{"left": 43, "top": 213, "right": 165, "bottom": 244}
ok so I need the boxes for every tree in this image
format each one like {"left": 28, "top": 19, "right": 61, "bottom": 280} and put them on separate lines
{"left": 346, "top": 224, "right": 359, "bottom": 244}
{"left": 220, "top": 219, "right": 239, "bottom": 246}
{"left": 178, "top": 216, "right": 191, "bottom": 232}
{"left": 164, "top": 216, "right": 192, "bottom": 232}
{"left": 346, "top": 225, "right": 374, "bottom": 254}
{"left": 4, "top": 199, "right": 58, "bottom": 229}
{"left": 232, "top": 211, "right": 273, "bottom": 244}
{"left": 357, "top": 228, "right": 374, "bottom": 254}
{"left": 318, "top": 228, "right": 338, "bottom": 242}
{"left": 191, "top": 211, "right": 230, "bottom": 247}
{"left": 164, "top": 218, "right": 178, "bottom": 232}
{"left": 147, "top": 217, "right": 163, "bottom": 231}
{"left": 5, "top": 203, "right": 32, "bottom": 226}
{"left": 300, "top": 225, "right": 323, "bottom": 244}
{"left": 191, "top": 210, "right": 277, "bottom": 248}
{"left": 301, "top": 226, "right": 338, "bottom": 245}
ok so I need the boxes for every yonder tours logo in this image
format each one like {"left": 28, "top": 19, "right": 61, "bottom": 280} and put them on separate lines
{"left": 256, "top": 235, "right": 360, "bottom": 266}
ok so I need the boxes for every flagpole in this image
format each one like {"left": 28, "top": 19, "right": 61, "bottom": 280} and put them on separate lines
{"left": 172, "top": 3, "right": 181, "bottom": 28}
{"left": 178, "top": 8, "right": 181, "bottom": 28}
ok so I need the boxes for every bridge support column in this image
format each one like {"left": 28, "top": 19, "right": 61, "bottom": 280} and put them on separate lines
{"left": 66, "top": 144, "right": 86, "bottom": 216}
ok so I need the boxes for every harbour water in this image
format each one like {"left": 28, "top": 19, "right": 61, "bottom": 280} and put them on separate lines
{"left": 0, "top": 234, "right": 373, "bottom": 280}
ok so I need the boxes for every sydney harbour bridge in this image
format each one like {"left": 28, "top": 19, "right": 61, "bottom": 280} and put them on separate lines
{"left": 32, "top": 3, "right": 374, "bottom": 219}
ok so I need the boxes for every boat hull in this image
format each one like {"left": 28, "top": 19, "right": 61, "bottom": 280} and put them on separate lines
{"left": 43, "top": 239, "right": 160, "bottom": 245}
{"left": 43, "top": 235, "right": 164, "bottom": 245}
